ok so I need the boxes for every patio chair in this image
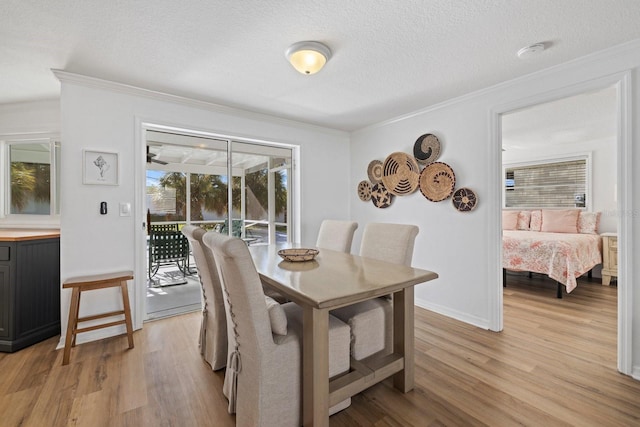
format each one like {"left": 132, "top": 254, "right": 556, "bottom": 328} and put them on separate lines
{"left": 148, "top": 224, "right": 190, "bottom": 279}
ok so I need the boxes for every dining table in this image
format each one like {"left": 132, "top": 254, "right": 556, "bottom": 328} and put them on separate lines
{"left": 248, "top": 243, "right": 439, "bottom": 427}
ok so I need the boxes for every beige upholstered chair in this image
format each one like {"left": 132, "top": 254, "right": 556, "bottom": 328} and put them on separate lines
{"left": 316, "top": 220, "right": 358, "bottom": 253}
{"left": 331, "top": 223, "right": 419, "bottom": 360}
{"left": 181, "top": 225, "right": 227, "bottom": 371}
{"left": 202, "top": 231, "right": 351, "bottom": 425}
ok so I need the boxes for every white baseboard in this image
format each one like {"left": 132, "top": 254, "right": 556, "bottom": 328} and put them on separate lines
{"left": 632, "top": 365, "right": 640, "bottom": 381}
{"left": 56, "top": 324, "right": 129, "bottom": 350}
{"left": 414, "top": 297, "right": 490, "bottom": 330}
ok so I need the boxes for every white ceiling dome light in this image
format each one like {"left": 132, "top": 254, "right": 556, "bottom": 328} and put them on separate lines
{"left": 285, "top": 41, "right": 332, "bottom": 75}
{"left": 517, "top": 43, "right": 546, "bottom": 58}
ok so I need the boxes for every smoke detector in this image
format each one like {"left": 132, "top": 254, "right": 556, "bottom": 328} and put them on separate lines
{"left": 517, "top": 43, "right": 546, "bottom": 58}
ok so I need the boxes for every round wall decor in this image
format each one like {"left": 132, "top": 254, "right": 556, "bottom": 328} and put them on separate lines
{"left": 452, "top": 187, "right": 478, "bottom": 212}
{"left": 413, "top": 133, "right": 441, "bottom": 164}
{"left": 367, "top": 160, "right": 384, "bottom": 184}
{"left": 371, "top": 183, "right": 394, "bottom": 208}
{"left": 419, "top": 162, "right": 456, "bottom": 202}
{"left": 357, "top": 180, "right": 372, "bottom": 201}
{"left": 381, "top": 152, "right": 420, "bottom": 196}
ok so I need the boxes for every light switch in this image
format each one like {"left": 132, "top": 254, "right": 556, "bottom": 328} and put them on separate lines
{"left": 119, "top": 202, "right": 131, "bottom": 217}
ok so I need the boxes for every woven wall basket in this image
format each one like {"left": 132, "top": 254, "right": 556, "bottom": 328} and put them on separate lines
{"left": 371, "top": 183, "right": 394, "bottom": 208}
{"left": 381, "top": 152, "right": 420, "bottom": 196}
{"left": 357, "top": 180, "right": 372, "bottom": 201}
{"left": 367, "top": 160, "right": 384, "bottom": 184}
{"left": 452, "top": 187, "right": 478, "bottom": 212}
{"left": 419, "top": 162, "right": 456, "bottom": 202}
{"left": 413, "top": 133, "right": 441, "bottom": 164}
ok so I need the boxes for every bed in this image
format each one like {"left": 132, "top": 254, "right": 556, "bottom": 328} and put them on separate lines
{"left": 502, "top": 209, "right": 602, "bottom": 298}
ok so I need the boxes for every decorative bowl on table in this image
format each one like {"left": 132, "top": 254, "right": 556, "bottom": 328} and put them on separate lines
{"left": 277, "top": 248, "right": 319, "bottom": 262}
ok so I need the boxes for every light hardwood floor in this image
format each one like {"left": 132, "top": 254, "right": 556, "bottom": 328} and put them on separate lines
{"left": 1, "top": 274, "right": 638, "bottom": 426}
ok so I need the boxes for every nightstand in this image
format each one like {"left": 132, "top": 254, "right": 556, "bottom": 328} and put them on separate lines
{"left": 601, "top": 232, "right": 618, "bottom": 286}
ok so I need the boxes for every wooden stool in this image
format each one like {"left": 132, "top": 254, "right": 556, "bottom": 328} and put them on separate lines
{"left": 62, "top": 271, "right": 134, "bottom": 365}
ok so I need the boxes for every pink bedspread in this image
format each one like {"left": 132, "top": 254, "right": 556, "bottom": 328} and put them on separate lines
{"left": 503, "top": 231, "right": 602, "bottom": 293}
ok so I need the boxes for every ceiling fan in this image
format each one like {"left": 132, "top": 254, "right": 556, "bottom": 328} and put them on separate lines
{"left": 146, "top": 145, "right": 168, "bottom": 165}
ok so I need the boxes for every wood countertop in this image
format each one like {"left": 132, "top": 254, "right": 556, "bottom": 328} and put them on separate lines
{"left": 0, "top": 229, "right": 60, "bottom": 241}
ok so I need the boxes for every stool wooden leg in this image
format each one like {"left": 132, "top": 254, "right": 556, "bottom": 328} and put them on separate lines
{"left": 72, "top": 291, "right": 82, "bottom": 347}
{"left": 63, "top": 287, "right": 81, "bottom": 365}
{"left": 120, "top": 281, "right": 135, "bottom": 349}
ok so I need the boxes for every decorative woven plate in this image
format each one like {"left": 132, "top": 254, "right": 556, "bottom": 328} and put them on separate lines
{"left": 419, "top": 162, "right": 456, "bottom": 202}
{"left": 452, "top": 187, "right": 478, "bottom": 212}
{"left": 381, "top": 152, "right": 420, "bottom": 196}
{"left": 371, "top": 183, "right": 394, "bottom": 208}
{"left": 357, "top": 180, "right": 372, "bottom": 201}
{"left": 278, "top": 248, "right": 319, "bottom": 262}
{"left": 367, "top": 160, "right": 384, "bottom": 184}
{"left": 413, "top": 133, "right": 441, "bottom": 164}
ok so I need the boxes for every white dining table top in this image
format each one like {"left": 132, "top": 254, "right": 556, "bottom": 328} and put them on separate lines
{"left": 248, "top": 243, "right": 439, "bottom": 310}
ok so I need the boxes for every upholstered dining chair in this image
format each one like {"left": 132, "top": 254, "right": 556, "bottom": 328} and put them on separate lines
{"left": 331, "top": 223, "right": 419, "bottom": 360}
{"left": 181, "top": 225, "right": 227, "bottom": 371}
{"left": 315, "top": 219, "right": 359, "bottom": 253}
{"left": 202, "top": 231, "right": 352, "bottom": 425}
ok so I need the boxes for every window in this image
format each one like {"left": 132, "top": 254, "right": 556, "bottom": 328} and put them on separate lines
{"left": 1, "top": 137, "right": 60, "bottom": 219}
{"left": 504, "top": 157, "right": 588, "bottom": 209}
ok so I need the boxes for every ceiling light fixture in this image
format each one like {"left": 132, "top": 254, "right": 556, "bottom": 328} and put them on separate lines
{"left": 285, "top": 41, "right": 332, "bottom": 75}
{"left": 517, "top": 43, "right": 546, "bottom": 58}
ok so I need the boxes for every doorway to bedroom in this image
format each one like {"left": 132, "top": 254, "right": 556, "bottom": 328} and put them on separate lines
{"left": 499, "top": 84, "right": 620, "bottom": 372}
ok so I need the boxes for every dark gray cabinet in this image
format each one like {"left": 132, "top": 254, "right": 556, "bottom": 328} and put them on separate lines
{"left": 0, "top": 236, "right": 60, "bottom": 352}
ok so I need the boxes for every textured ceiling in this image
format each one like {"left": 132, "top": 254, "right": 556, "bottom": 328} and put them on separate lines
{"left": 1, "top": 0, "right": 640, "bottom": 131}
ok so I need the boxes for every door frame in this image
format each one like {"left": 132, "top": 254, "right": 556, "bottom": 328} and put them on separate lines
{"left": 488, "top": 70, "right": 633, "bottom": 375}
{"left": 132, "top": 118, "right": 300, "bottom": 327}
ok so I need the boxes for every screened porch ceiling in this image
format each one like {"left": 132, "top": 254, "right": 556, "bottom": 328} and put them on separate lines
{"left": 146, "top": 130, "right": 291, "bottom": 173}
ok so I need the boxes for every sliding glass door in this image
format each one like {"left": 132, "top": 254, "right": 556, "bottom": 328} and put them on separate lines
{"left": 145, "top": 130, "right": 293, "bottom": 244}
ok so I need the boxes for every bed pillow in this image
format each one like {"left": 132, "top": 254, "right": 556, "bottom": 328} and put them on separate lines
{"left": 265, "top": 295, "right": 287, "bottom": 335}
{"left": 578, "top": 211, "right": 601, "bottom": 234}
{"left": 502, "top": 210, "right": 519, "bottom": 230}
{"left": 530, "top": 210, "right": 542, "bottom": 231}
{"left": 516, "top": 211, "right": 531, "bottom": 230}
{"left": 541, "top": 209, "right": 579, "bottom": 233}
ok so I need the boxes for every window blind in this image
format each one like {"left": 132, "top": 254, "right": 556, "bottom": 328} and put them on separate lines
{"left": 504, "top": 159, "right": 587, "bottom": 208}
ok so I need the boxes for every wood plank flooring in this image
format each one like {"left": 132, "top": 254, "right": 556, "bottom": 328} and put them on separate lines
{"left": 1, "top": 274, "right": 638, "bottom": 426}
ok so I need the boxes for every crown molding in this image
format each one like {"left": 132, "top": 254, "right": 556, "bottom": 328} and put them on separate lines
{"left": 50, "top": 70, "right": 348, "bottom": 138}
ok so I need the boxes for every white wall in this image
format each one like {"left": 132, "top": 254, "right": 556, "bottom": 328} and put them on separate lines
{"left": 0, "top": 99, "right": 59, "bottom": 134}
{"left": 57, "top": 75, "right": 351, "bottom": 346}
{"left": 502, "top": 136, "right": 617, "bottom": 233}
{"left": 350, "top": 40, "right": 640, "bottom": 377}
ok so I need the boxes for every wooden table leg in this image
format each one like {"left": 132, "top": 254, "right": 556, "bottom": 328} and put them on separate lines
{"left": 393, "top": 287, "right": 415, "bottom": 392}
{"left": 302, "top": 306, "right": 330, "bottom": 427}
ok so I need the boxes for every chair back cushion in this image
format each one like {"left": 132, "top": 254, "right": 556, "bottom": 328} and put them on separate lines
{"left": 359, "top": 223, "right": 419, "bottom": 266}
{"left": 316, "top": 220, "right": 358, "bottom": 253}
{"left": 181, "top": 225, "right": 227, "bottom": 370}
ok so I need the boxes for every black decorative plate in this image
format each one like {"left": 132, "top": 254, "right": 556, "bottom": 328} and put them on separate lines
{"left": 452, "top": 187, "right": 478, "bottom": 212}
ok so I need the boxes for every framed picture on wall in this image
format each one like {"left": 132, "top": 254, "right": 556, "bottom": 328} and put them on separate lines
{"left": 83, "top": 149, "right": 119, "bottom": 185}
